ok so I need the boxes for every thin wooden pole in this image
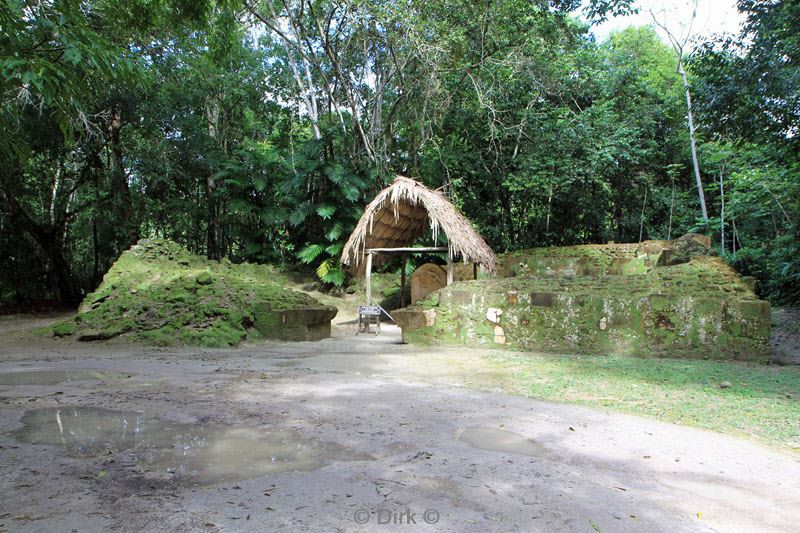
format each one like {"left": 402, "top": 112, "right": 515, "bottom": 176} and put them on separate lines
{"left": 400, "top": 256, "right": 406, "bottom": 308}
{"left": 638, "top": 185, "right": 648, "bottom": 243}
{"left": 446, "top": 254, "right": 454, "bottom": 285}
{"left": 365, "top": 252, "right": 373, "bottom": 305}
{"left": 473, "top": 262, "right": 478, "bottom": 280}
{"left": 720, "top": 169, "right": 725, "bottom": 255}
{"left": 365, "top": 246, "right": 448, "bottom": 253}
{"left": 667, "top": 181, "right": 675, "bottom": 241}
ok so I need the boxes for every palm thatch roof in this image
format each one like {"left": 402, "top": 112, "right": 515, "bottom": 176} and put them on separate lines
{"left": 341, "top": 176, "right": 497, "bottom": 274}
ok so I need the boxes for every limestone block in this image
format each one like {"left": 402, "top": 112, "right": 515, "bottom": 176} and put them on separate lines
{"left": 392, "top": 308, "right": 437, "bottom": 343}
{"left": 486, "top": 308, "right": 503, "bottom": 323}
{"left": 493, "top": 325, "right": 506, "bottom": 344}
{"left": 411, "top": 263, "right": 447, "bottom": 304}
{"left": 254, "top": 305, "right": 338, "bottom": 341}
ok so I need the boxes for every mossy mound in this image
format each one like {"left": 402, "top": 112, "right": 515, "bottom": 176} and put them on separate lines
{"left": 497, "top": 234, "right": 717, "bottom": 278}
{"left": 394, "top": 235, "right": 770, "bottom": 360}
{"left": 52, "top": 239, "right": 336, "bottom": 347}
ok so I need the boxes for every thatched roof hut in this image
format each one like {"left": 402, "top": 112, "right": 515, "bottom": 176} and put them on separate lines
{"left": 341, "top": 176, "right": 498, "bottom": 274}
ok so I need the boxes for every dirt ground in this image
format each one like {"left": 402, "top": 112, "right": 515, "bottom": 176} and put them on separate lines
{"left": 1, "top": 314, "right": 799, "bottom": 532}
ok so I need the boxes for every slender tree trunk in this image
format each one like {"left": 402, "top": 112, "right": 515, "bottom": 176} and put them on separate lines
{"left": 205, "top": 176, "right": 220, "bottom": 260}
{"left": 110, "top": 105, "right": 128, "bottom": 200}
{"left": 545, "top": 188, "right": 553, "bottom": 239}
{"left": 93, "top": 184, "right": 100, "bottom": 286}
{"left": 262, "top": 1, "right": 322, "bottom": 140}
{"left": 729, "top": 183, "right": 738, "bottom": 256}
{"left": 501, "top": 192, "right": 515, "bottom": 246}
{"left": 649, "top": 7, "right": 709, "bottom": 224}
{"left": 92, "top": 217, "right": 99, "bottom": 285}
{"left": 678, "top": 63, "right": 709, "bottom": 222}
{"left": 719, "top": 169, "right": 725, "bottom": 255}
{"left": 638, "top": 185, "right": 648, "bottom": 243}
{"left": 668, "top": 181, "right": 675, "bottom": 240}
{"left": 762, "top": 182, "right": 792, "bottom": 225}
{"left": 50, "top": 162, "right": 62, "bottom": 225}
{"left": 205, "top": 96, "right": 222, "bottom": 259}
{"left": 109, "top": 104, "right": 137, "bottom": 249}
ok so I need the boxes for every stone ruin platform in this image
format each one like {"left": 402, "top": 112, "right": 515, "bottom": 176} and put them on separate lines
{"left": 52, "top": 239, "right": 337, "bottom": 347}
{"left": 392, "top": 235, "right": 771, "bottom": 360}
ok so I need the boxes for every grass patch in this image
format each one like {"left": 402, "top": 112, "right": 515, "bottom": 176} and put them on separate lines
{"left": 487, "top": 352, "right": 800, "bottom": 449}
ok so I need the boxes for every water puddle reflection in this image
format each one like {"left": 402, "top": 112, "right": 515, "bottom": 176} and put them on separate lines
{"left": 0, "top": 369, "right": 129, "bottom": 386}
{"left": 13, "top": 407, "right": 372, "bottom": 484}
{"left": 457, "top": 427, "right": 546, "bottom": 456}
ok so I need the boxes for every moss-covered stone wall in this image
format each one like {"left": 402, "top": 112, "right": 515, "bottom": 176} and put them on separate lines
{"left": 393, "top": 236, "right": 770, "bottom": 360}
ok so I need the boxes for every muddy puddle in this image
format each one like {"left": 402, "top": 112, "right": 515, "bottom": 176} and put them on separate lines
{"left": 13, "top": 407, "right": 373, "bottom": 484}
{"left": 0, "top": 369, "right": 129, "bottom": 386}
{"left": 457, "top": 427, "right": 546, "bottom": 456}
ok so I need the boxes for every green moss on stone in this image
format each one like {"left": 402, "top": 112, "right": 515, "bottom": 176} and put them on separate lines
{"left": 61, "top": 239, "right": 336, "bottom": 347}
{"left": 52, "top": 321, "right": 77, "bottom": 337}
{"left": 402, "top": 242, "right": 770, "bottom": 361}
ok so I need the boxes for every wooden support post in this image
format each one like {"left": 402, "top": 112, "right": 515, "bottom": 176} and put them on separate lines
{"left": 400, "top": 256, "right": 406, "bottom": 308}
{"left": 365, "top": 252, "right": 373, "bottom": 305}
{"left": 446, "top": 254, "right": 454, "bottom": 285}
{"left": 473, "top": 262, "right": 478, "bottom": 280}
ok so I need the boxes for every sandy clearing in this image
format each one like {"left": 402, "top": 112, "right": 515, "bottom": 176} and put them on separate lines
{"left": 0, "top": 318, "right": 798, "bottom": 532}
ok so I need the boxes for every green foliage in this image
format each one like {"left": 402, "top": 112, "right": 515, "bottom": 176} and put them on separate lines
{"left": 430, "top": 25, "right": 686, "bottom": 248}
{"left": 298, "top": 244, "right": 325, "bottom": 264}
{"left": 0, "top": 1, "right": 797, "bottom": 306}
{"left": 690, "top": 0, "right": 800, "bottom": 155}
{"left": 0, "top": 0, "right": 138, "bottom": 155}
{"left": 731, "top": 236, "right": 800, "bottom": 304}
{"left": 690, "top": 143, "right": 799, "bottom": 304}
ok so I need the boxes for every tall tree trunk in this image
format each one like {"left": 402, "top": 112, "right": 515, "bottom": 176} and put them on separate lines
{"left": 46, "top": 237, "right": 80, "bottom": 303}
{"left": 649, "top": 6, "right": 709, "bottom": 224}
{"left": 110, "top": 105, "right": 128, "bottom": 200}
{"left": 92, "top": 215, "right": 99, "bottom": 285}
{"left": 545, "top": 187, "right": 553, "bottom": 240}
{"left": 501, "top": 192, "right": 515, "bottom": 246}
{"left": 668, "top": 180, "right": 675, "bottom": 240}
{"left": 719, "top": 168, "right": 725, "bottom": 255}
{"left": 205, "top": 175, "right": 220, "bottom": 260}
{"left": 50, "top": 161, "right": 62, "bottom": 225}
{"left": 678, "top": 63, "right": 709, "bottom": 222}
{"left": 92, "top": 181, "right": 101, "bottom": 286}
{"left": 109, "top": 104, "right": 137, "bottom": 248}
{"left": 205, "top": 96, "right": 222, "bottom": 259}
{"left": 638, "top": 185, "right": 648, "bottom": 243}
